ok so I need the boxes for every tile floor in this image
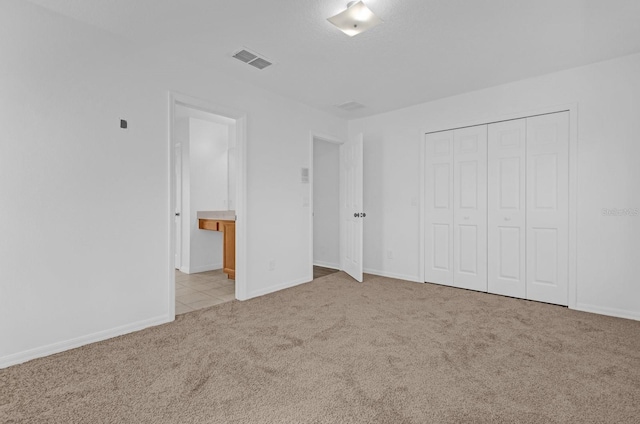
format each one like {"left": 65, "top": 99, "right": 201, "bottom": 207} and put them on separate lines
{"left": 176, "top": 266, "right": 339, "bottom": 315}
{"left": 175, "top": 269, "right": 235, "bottom": 315}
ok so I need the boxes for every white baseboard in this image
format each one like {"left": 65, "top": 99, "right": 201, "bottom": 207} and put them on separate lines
{"left": 0, "top": 314, "right": 173, "bottom": 370}
{"left": 179, "top": 263, "right": 222, "bottom": 274}
{"left": 363, "top": 268, "right": 422, "bottom": 283}
{"left": 189, "top": 263, "right": 223, "bottom": 273}
{"left": 313, "top": 260, "right": 341, "bottom": 270}
{"left": 247, "top": 276, "right": 312, "bottom": 299}
{"left": 574, "top": 303, "right": 640, "bottom": 322}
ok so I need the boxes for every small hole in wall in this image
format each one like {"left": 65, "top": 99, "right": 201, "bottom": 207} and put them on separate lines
{"left": 120, "top": 119, "right": 128, "bottom": 129}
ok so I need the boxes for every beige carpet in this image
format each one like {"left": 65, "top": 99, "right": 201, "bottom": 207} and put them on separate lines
{"left": 1, "top": 272, "right": 639, "bottom": 423}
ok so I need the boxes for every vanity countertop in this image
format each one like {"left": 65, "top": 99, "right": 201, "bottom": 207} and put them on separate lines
{"left": 197, "top": 210, "right": 236, "bottom": 221}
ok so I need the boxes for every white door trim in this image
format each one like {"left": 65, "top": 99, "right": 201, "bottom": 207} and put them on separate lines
{"left": 308, "top": 132, "right": 344, "bottom": 280}
{"left": 168, "top": 92, "right": 249, "bottom": 315}
{"left": 174, "top": 143, "right": 182, "bottom": 270}
{"left": 420, "top": 103, "right": 578, "bottom": 309}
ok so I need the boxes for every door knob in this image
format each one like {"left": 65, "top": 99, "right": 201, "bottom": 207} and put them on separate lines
{"left": 175, "top": 213, "right": 181, "bottom": 217}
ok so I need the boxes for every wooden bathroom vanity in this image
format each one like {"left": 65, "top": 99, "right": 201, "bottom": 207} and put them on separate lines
{"left": 197, "top": 211, "right": 235, "bottom": 279}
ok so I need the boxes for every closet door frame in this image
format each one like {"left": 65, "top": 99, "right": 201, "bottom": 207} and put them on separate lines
{"left": 420, "top": 103, "right": 578, "bottom": 309}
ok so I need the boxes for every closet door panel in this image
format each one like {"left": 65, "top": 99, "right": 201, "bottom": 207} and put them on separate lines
{"left": 458, "top": 224, "right": 478, "bottom": 274}
{"left": 488, "top": 119, "right": 526, "bottom": 298}
{"left": 424, "top": 131, "right": 454, "bottom": 286}
{"left": 453, "top": 125, "right": 487, "bottom": 292}
{"left": 526, "top": 112, "right": 569, "bottom": 306}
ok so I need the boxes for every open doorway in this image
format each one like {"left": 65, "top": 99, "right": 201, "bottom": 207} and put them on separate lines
{"left": 311, "top": 134, "right": 342, "bottom": 280}
{"left": 169, "top": 93, "right": 247, "bottom": 317}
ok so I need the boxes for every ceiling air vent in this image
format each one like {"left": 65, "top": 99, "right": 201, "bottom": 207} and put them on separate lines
{"left": 232, "top": 48, "right": 273, "bottom": 70}
{"left": 248, "top": 57, "right": 272, "bottom": 70}
{"left": 233, "top": 50, "right": 257, "bottom": 63}
{"left": 336, "top": 101, "right": 366, "bottom": 111}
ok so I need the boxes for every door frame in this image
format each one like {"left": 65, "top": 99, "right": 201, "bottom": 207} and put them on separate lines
{"left": 420, "top": 103, "right": 578, "bottom": 309}
{"left": 308, "top": 132, "right": 344, "bottom": 281}
{"left": 174, "top": 142, "right": 182, "bottom": 270}
{"left": 168, "top": 91, "right": 249, "bottom": 318}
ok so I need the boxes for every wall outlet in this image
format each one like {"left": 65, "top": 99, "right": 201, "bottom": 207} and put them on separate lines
{"left": 387, "top": 250, "right": 393, "bottom": 259}
{"left": 269, "top": 260, "right": 276, "bottom": 271}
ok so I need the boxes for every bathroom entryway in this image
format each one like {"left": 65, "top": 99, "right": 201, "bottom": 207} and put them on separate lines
{"left": 170, "top": 92, "right": 248, "bottom": 317}
{"left": 175, "top": 270, "right": 235, "bottom": 315}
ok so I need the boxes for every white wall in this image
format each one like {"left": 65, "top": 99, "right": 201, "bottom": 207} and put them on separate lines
{"left": 189, "top": 118, "right": 229, "bottom": 212}
{"left": 0, "top": 0, "right": 346, "bottom": 367}
{"left": 228, "top": 124, "right": 237, "bottom": 211}
{"left": 186, "top": 117, "right": 228, "bottom": 273}
{"left": 313, "top": 140, "right": 341, "bottom": 269}
{"left": 349, "top": 52, "right": 640, "bottom": 321}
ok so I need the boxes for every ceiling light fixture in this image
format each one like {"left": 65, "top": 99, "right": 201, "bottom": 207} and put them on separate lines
{"left": 327, "top": 1, "right": 383, "bottom": 37}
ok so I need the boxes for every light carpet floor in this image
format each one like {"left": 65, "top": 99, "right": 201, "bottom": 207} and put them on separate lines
{"left": 2, "top": 272, "right": 639, "bottom": 423}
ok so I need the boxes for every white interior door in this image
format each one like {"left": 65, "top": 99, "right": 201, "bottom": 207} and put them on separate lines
{"left": 424, "top": 131, "right": 454, "bottom": 286}
{"left": 526, "top": 112, "right": 569, "bottom": 305}
{"left": 488, "top": 119, "right": 526, "bottom": 298}
{"left": 174, "top": 143, "right": 182, "bottom": 270}
{"left": 453, "top": 125, "right": 488, "bottom": 292}
{"left": 341, "top": 133, "right": 364, "bottom": 282}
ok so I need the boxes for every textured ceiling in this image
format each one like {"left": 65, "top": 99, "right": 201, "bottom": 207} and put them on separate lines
{"left": 26, "top": 0, "right": 640, "bottom": 119}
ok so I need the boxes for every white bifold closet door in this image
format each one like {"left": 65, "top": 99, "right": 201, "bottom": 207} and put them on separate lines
{"left": 488, "top": 119, "right": 527, "bottom": 298}
{"left": 525, "top": 112, "right": 569, "bottom": 305}
{"left": 453, "top": 126, "right": 487, "bottom": 292}
{"left": 424, "top": 131, "right": 454, "bottom": 286}
{"left": 487, "top": 112, "right": 569, "bottom": 305}
{"left": 424, "top": 126, "right": 487, "bottom": 292}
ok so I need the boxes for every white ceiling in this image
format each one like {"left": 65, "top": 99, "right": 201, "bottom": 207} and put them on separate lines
{"left": 27, "top": 0, "right": 640, "bottom": 119}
